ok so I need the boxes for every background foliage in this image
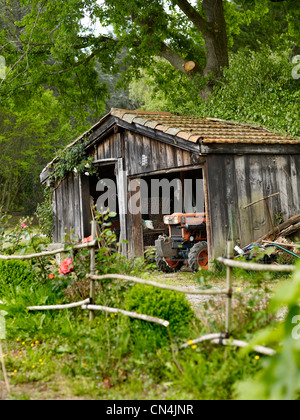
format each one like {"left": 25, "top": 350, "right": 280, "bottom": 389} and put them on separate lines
{"left": 0, "top": 0, "right": 299, "bottom": 213}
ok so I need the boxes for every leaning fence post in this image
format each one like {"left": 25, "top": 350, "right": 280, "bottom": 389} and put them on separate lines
{"left": 225, "top": 241, "right": 233, "bottom": 336}
{"left": 89, "top": 221, "right": 97, "bottom": 321}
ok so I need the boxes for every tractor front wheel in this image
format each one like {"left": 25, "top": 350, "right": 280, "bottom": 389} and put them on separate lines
{"left": 155, "top": 256, "right": 183, "bottom": 273}
{"left": 188, "top": 242, "right": 208, "bottom": 272}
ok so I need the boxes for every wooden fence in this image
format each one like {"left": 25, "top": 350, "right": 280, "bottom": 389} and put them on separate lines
{"left": 1, "top": 226, "right": 296, "bottom": 393}
{"left": 180, "top": 241, "right": 295, "bottom": 356}
{"left": 1, "top": 227, "right": 293, "bottom": 346}
{"left": 23, "top": 222, "right": 234, "bottom": 329}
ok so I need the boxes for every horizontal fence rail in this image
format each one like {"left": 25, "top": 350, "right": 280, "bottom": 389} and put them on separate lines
{"left": 0, "top": 240, "right": 97, "bottom": 260}
{"left": 217, "top": 257, "right": 295, "bottom": 272}
{"left": 180, "top": 333, "right": 276, "bottom": 356}
{"left": 81, "top": 304, "right": 170, "bottom": 327}
{"left": 27, "top": 298, "right": 91, "bottom": 311}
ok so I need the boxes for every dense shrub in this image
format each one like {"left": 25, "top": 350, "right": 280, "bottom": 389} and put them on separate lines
{"left": 124, "top": 284, "right": 194, "bottom": 349}
{"left": 0, "top": 260, "right": 35, "bottom": 293}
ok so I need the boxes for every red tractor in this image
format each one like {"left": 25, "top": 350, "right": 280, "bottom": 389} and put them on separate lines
{"left": 155, "top": 212, "right": 208, "bottom": 272}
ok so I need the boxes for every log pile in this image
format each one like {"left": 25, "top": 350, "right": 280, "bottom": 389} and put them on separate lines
{"left": 256, "top": 213, "right": 300, "bottom": 244}
{"left": 255, "top": 213, "right": 300, "bottom": 261}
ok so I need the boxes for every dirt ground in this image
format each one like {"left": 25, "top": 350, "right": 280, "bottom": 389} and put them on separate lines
{"left": 150, "top": 264, "right": 289, "bottom": 322}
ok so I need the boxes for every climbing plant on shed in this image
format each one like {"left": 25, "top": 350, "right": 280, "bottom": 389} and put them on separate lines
{"left": 52, "top": 140, "right": 96, "bottom": 182}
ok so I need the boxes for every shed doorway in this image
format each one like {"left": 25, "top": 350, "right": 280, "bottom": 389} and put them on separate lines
{"left": 136, "top": 167, "right": 207, "bottom": 266}
{"left": 90, "top": 159, "right": 127, "bottom": 256}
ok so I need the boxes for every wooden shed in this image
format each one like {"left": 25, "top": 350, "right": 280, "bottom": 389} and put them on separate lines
{"left": 41, "top": 108, "right": 300, "bottom": 262}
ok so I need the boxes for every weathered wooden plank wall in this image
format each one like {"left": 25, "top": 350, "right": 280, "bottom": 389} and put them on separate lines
{"left": 123, "top": 130, "right": 199, "bottom": 176}
{"left": 96, "top": 133, "right": 122, "bottom": 160}
{"left": 206, "top": 154, "right": 300, "bottom": 259}
{"left": 53, "top": 173, "right": 91, "bottom": 242}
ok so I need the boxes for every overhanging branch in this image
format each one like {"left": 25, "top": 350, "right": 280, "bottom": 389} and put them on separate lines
{"left": 158, "top": 42, "right": 203, "bottom": 77}
{"left": 176, "top": 0, "right": 209, "bottom": 34}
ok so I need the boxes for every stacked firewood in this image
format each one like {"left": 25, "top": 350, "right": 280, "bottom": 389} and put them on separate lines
{"left": 256, "top": 213, "right": 300, "bottom": 244}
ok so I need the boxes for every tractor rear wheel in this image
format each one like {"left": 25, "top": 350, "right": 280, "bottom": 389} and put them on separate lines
{"left": 155, "top": 256, "right": 184, "bottom": 273}
{"left": 188, "top": 242, "right": 208, "bottom": 272}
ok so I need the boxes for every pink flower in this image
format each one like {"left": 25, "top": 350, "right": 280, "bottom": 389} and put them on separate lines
{"left": 59, "top": 258, "right": 74, "bottom": 275}
{"left": 83, "top": 235, "right": 93, "bottom": 244}
{"left": 21, "top": 223, "right": 27, "bottom": 228}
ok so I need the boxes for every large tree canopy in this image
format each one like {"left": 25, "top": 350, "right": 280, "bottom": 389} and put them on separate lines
{"left": 0, "top": 0, "right": 299, "bottom": 213}
{"left": 1, "top": 0, "right": 299, "bottom": 105}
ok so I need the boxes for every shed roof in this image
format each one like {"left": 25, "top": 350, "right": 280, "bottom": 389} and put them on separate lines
{"left": 109, "top": 108, "right": 298, "bottom": 145}
{"left": 41, "top": 108, "right": 299, "bottom": 179}
{"left": 65, "top": 108, "right": 299, "bottom": 152}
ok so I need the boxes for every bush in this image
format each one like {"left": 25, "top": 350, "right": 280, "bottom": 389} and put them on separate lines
{"left": 35, "top": 187, "right": 54, "bottom": 240}
{"left": 0, "top": 260, "right": 35, "bottom": 294}
{"left": 124, "top": 284, "right": 194, "bottom": 349}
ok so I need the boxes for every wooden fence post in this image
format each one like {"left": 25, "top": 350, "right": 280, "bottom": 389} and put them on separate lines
{"left": 225, "top": 241, "right": 233, "bottom": 336}
{"left": 89, "top": 221, "right": 97, "bottom": 321}
{"left": 0, "top": 341, "right": 9, "bottom": 395}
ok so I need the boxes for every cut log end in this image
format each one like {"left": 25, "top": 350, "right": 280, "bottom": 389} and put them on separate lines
{"left": 184, "top": 61, "right": 196, "bottom": 72}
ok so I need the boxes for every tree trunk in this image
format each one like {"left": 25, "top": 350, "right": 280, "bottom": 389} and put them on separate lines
{"left": 201, "top": 0, "right": 229, "bottom": 97}
{"left": 176, "top": 0, "right": 229, "bottom": 99}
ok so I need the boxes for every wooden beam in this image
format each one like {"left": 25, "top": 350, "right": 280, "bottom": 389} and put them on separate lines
{"left": 262, "top": 240, "right": 300, "bottom": 248}
{"left": 127, "top": 162, "right": 206, "bottom": 179}
{"left": 201, "top": 143, "right": 300, "bottom": 155}
{"left": 79, "top": 174, "right": 91, "bottom": 238}
{"left": 243, "top": 192, "right": 280, "bottom": 209}
{"left": 93, "top": 158, "right": 117, "bottom": 166}
{"left": 202, "top": 161, "right": 213, "bottom": 265}
{"left": 116, "top": 158, "right": 128, "bottom": 257}
{"left": 128, "top": 178, "right": 144, "bottom": 258}
{"left": 89, "top": 274, "right": 229, "bottom": 295}
{"left": 0, "top": 240, "right": 97, "bottom": 260}
{"left": 115, "top": 118, "right": 201, "bottom": 154}
{"left": 81, "top": 303, "right": 170, "bottom": 327}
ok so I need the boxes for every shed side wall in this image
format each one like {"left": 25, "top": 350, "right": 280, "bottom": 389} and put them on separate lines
{"left": 53, "top": 172, "right": 90, "bottom": 242}
{"left": 206, "top": 154, "right": 300, "bottom": 259}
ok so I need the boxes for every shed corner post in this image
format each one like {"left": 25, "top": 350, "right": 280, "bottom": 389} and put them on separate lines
{"left": 79, "top": 173, "right": 92, "bottom": 239}
{"left": 128, "top": 177, "right": 144, "bottom": 259}
{"left": 116, "top": 158, "right": 128, "bottom": 257}
{"left": 225, "top": 241, "right": 234, "bottom": 337}
{"left": 202, "top": 161, "right": 213, "bottom": 268}
{"left": 89, "top": 220, "right": 97, "bottom": 322}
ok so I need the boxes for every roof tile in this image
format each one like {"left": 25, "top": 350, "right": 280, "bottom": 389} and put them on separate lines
{"left": 144, "top": 120, "right": 160, "bottom": 129}
{"left": 122, "top": 113, "right": 138, "bottom": 124}
{"left": 165, "top": 127, "right": 182, "bottom": 136}
{"left": 132, "top": 117, "right": 152, "bottom": 126}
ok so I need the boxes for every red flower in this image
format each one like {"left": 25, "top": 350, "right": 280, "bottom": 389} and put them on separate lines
{"left": 48, "top": 273, "right": 54, "bottom": 280}
{"left": 59, "top": 258, "right": 74, "bottom": 275}
{"left": 21, "top": 223, "right": 27, "bottom": 228}
{"left": 83, "top": 236, "right": 93, "bottom": 244}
